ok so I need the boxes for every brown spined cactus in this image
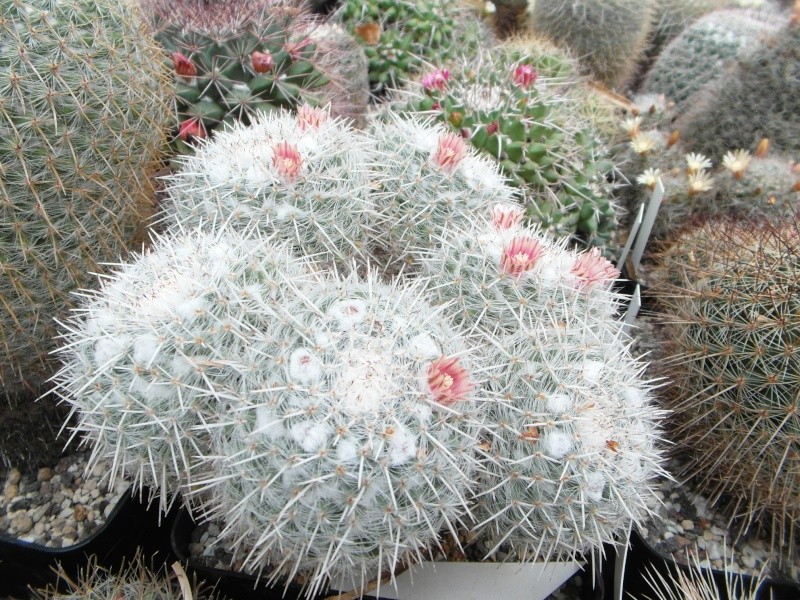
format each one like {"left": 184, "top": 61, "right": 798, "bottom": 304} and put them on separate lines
{"left": 0, "top": 0, "right": 172, "bottom": 466}
{"left": 648, "top": 215, "right": 800, "bottom": 559}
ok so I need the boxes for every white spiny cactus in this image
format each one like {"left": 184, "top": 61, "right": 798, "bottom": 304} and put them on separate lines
{"left": 368, "top": 113, "right": 517, "bottom": 270}
{"left": 419, "top": 205, "right": 665, "bottom": 560}
{"left": 52, "top": 228, "right": 314, "bottom": 510}
{"left": 192, "top": 271, "right": 488, "bottom": 597}
{"left": 475, "top": 318, "right": 665, "bottom": 560}
{"left": 418, "top": 204, "right": 623, "bottom": 333}
{"left": 160, "top": 105, "right": 375, "bottom": 268}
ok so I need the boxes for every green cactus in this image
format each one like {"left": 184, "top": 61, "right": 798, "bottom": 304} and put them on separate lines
{"left": 141, "top": 0, "right": 332, "bottom": 153}
{"left": 646, "top": 0, "right": 727, "bottom": 59}
{"left": 642, "top": 7, "right": 779, "bottom": 111}
{"left": 529, "top": 0, "right": 656, "bottom": 90}
{"left": 674, "top": 21, "right": 800, "bottom": 159}
{"left": 649, "top": 216, "right": 800, "bottom": 558}
{"left": 0, "top": 0, "right": 171, "bottom": 465}
{"left": 340, "top": 0, "right": 466, "bottom": 93}
{"left": 403, "top": 50, "right": 620, "bottom": 248}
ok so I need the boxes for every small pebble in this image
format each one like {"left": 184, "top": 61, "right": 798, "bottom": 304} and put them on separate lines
{"left": 680, "top": 519, "right": 694, "bottom": 531}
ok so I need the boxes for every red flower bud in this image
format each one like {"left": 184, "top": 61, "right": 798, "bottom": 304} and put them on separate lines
{"left": 178, "top": 118, "right": 206, "bottom": 142}
{"left": 486, "top": 120, "right": 499, "bottom": 135}
{"left": 171, "top": 52, "right": 196, "bottom": 79}
{"left": 251, "top": 50, "right": 274, "bottom": 74}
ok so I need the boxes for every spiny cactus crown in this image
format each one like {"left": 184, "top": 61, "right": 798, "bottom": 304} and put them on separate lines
{"left": 193, "top": 271, "right": 487, "bottom": 597}
{"left": 161, "top": 105, "right": 376, "bottom": 268}
{"left": 368, "top": 112, "right": 517, "bottom": 269}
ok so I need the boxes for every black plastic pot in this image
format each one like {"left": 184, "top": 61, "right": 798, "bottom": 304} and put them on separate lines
{"left": 621, "top": 528, "right": 800, "bottom": 600}
{"left": 171, "top": 506, "right": 612, "bottom": 600}
{"left": 0, "top": 488, "right": 174, "bottom": 598}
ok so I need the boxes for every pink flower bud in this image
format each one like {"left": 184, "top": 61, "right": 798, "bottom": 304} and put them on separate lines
{"left": 251, "top": 50, "right": 274, "bottom": 74}
{"left": 171, "top": 52, "right": 196, "bottom": 79}
{"left": 491, "top": 204, "right": 523, "bottom": 230}
{"left": 571, "top": 248, "right": 619, "bottom": 289}
{"left": 285, "top": 38, "right": 312, "bottom": 60}
{"left": 486, "top": 120, "right": 499, "bottom": 135}
{"left": 512, "top": 64, "right": 538, "bottom": 88}
{"left": 428, "top": 357, "right": 473, "bottom": 407}
{"left": 272, "top": 141, "right": 303, "bottom": 182}
{"left": 178, "top": 118, "right": 206, "bottom": 142}
{"left": 501, "top": 236, "right": 544, "bottom": 277}
{"left": 433, "top": 132, "right": 466, "bottom": 173}
{"left": 421, "top": 68, "right": 450, "bottom": 92}
{"left": 296, "top": 104, "right": 328, "bottom": 131}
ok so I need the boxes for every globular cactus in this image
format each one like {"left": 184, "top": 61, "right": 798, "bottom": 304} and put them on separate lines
{"left": 368, "top": 113, "right": 516, "bottom": 270}
{"left": 52, "top": 229, "right": 313, "bottom": 510}
{"left": 160, "top": 105, "right": 376, "bottom": 268}
{"left": 418, "top": 205, "right": 665, "bottom": 560}
{"left": 194, "top": 271, "right": 487, "bottom": 597}
{"left": 404, "top": 51, "right": 620, "bottom": 248}
{"left": 674, "top": 20, "right": 800, "bottom": 159}
{"left": 141, "top": 0, "right": 333, "bottom": 152}
{"left": 529, "top": 0, "right": 656, "bottom": 90}
{"left": 340, "top": 0, "right": 465, "bottom": 93}
{"left": 0, "top": 0, "right": 171, "bottom": 465}
{"left": 641, "top": 7, "right": 779, "bottom": 111}
{"left": 648, "top": 216, "right": 800, "bottom": 558}
{"left": 645, "top": 0, "right": 727, "bottom": 59}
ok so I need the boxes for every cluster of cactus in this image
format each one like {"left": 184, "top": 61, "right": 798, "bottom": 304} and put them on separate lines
{"left": 53, "top": 96, "right": 665, "bottom": 593}
{"left": 648, "top": 216, "right": 800, "bottom": 556}
{"left": 620, "top": 115, "right": 800, "bottom": 239}
{"left": 642, "top": 7, "right": 780, "bottom": 111}
{"left": 141, "top": 0, "right": 333, "bottom": 152}
{"left": 417, "top": 204, "right": 665, "bottom": 560}
{"left": 340, "top": 0, "right": 466, "bottom": 93}
{"left": 161, "top": 105, "right": 375, "bottom": 268}
{"left": 529, "top": 0, "right": 656, "bottom": 90}
{"left": 674, "top": 19, "right": 800, "bottom": 158}
{"left": 403, "top": 51, "right": 619, "bottom": 248}
{"left": 0, "top": 0, "right": 172, "bottom": 465}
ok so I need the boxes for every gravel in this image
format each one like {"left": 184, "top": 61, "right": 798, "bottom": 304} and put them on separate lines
{"left": 0, "top": 451, "right": 130, "bottom": 548}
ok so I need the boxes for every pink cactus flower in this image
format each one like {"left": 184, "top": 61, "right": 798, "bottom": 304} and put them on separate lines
{"left": 285, "top": 38, "right": 312, "bottom": 60}
{"left": 571, "top": 248, "right": 620, "bottom": 289}
{"left": 421, "top": 68, "right": 450, "bottom": 92}
{"left": 512, "top": 64, "right": 538, "bottom": 88}
{"left": 171, "top": 52, "right": 196, "bottom": 80}
{"left": 501, "top": 236, "right": 544, "bottom": 277}
{"left": 251, "top": 50, "right": 274, "bottom": 74}
{"left": 491, "top": 204, "right": 523, "bottom": 231}
{"left": 272, "top": 141, "right": 303, "bottom": 182}
{"left": 178, "top": 118, "right": 206, "bottom": 142}
{"left": 427, "top": 357, "right": 473, "bottom": 407}
{"left": 433, "top": 132, "right": 466, "bottom": 173}
{"left": 296, "top": 104, "right": 328, "bottom": 131}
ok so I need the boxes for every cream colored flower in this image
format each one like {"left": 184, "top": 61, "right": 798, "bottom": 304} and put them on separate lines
{"left": 722, "top": 149, "right": 752, "bottom": 179}
{"left": 636, "top": 168, "right": 662, "bottom": 190}
{"left": 621, "top": 116, "right": 643, "bottom": 139}
{"left": 630, "top": 134, "right": 657, "bottom": 156}
{"left": 685, "top": 152, "right": 712, "bottom": 175}
{"left": 687, "top": 170, "right": 714, "bottom": 195}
